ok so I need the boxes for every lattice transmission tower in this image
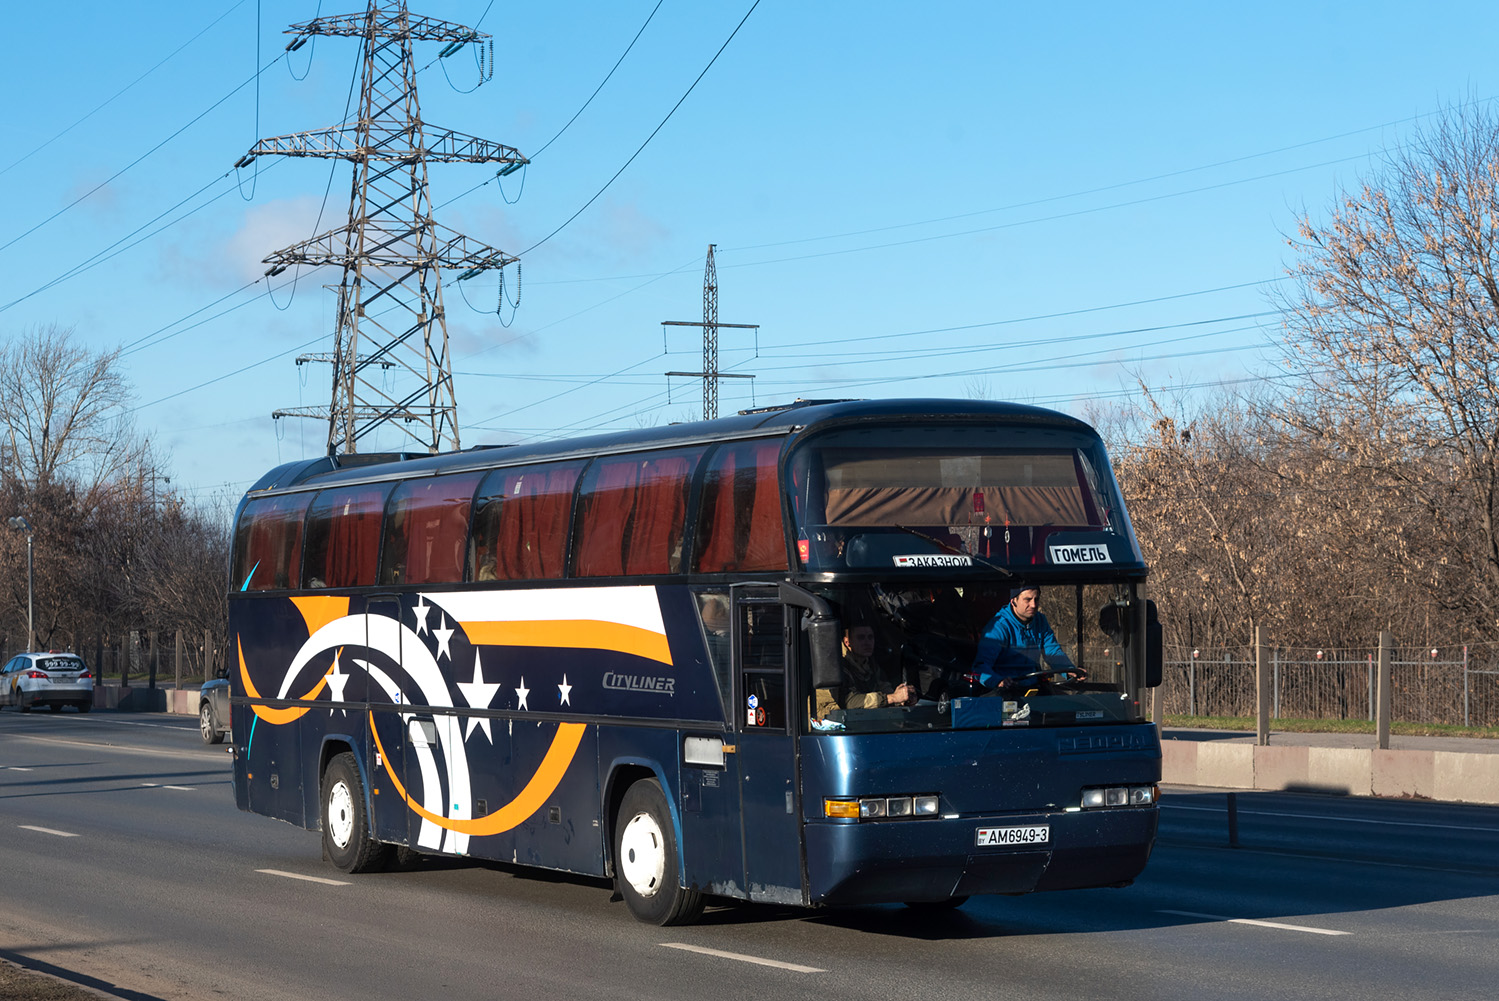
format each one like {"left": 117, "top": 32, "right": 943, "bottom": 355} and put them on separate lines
{"left": 243, "top": 0, "right": 526, "bottom": 455}
{"left": 663, "top": 245, "right": 756, "bottom": 421}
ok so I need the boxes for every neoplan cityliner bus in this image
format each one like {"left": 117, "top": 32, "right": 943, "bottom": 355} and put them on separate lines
{"left": 227, "top": 398, "right": 1163, "bottom": 924}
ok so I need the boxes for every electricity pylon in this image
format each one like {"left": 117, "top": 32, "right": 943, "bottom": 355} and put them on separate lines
{"left": 663, "top": 245, "right": 757, "bottom": 420}
{"left": 245, "top": 0, "right": 526, "bottom": 455}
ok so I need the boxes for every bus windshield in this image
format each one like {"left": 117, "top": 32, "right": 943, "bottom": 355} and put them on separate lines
{"left": 785, "top": 424, "right": 1141, "bottom": 572}
{"left": 806, "top": 579, "right": 1149, "bottom": 734}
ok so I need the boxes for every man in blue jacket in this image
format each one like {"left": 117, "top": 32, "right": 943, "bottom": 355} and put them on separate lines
{"left": 972, "top": 583, "right": 1079, "bottom": 690}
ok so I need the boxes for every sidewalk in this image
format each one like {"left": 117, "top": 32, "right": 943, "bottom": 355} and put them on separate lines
{"left": 1159, "top": 726, "right": 1499, "bottom": 803}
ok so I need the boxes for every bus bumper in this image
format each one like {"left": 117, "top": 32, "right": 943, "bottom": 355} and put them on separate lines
{"left": 803, "top": 806, "right": 1158, "bottom": 905}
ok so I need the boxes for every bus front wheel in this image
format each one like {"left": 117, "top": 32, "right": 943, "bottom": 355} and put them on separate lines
{"left": 321, "top": 752, "right": 390, "bottom": 873}
{"left": 615, "top": 779, "right": 703, "bottom": 926}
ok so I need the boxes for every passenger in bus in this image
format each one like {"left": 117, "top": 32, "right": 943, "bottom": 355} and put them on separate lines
{"left": 972, "top": 583, "right": 1079, "bottom": 689}
{"left": 814, "top": 624, "right": 914, "bottom": 717}
{"left": 474, "top": 542, "right": 498, "bottom": 581}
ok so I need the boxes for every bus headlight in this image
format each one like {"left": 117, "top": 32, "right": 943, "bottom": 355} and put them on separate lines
{"left": 1080, "top": 784, "right": 1158, "bottom": 809}
{"left": 823, "top": 794, "right": 941, "bottom": 821}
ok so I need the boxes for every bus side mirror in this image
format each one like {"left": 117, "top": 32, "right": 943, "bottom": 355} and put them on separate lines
{"left": 777, "top": 581, "right": 843, "bottom": 689}
{"left": 1145, "top": 599, "right": 1163, "bottom": 688}
{"left": 806, "top": 612, "right": 843, "bottom": 689}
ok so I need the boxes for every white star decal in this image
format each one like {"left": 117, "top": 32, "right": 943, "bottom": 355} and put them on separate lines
{"left": 433, "top": 614, "right": 455, "bottom": 663}
{"left": 455, "top": 651, "right": 501, "bottom": 742}
{"left": 558, "top": 675, "right": 572, "bottom": 706}
{"left": 412, "top": 597, "right": 432, "bottom": 636}
{"left": 325, "top": 650, "right": 350, "bottom": 715}
{"left": 514, "top": 677, "right": 530, "bottom": 711}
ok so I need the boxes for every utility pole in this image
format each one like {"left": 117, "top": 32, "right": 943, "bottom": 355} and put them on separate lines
{"left": 663, "top": 245, "right": 757, "bottom": 421}
{"left": 244, "top": 0, "right": 526, "bottom": 455}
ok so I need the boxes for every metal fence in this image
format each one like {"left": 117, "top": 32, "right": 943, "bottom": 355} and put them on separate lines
{"left": 0, "top": 627, "right": 223, "bottom": 691}
{"left": 1162, "top": 645, "right": 1499, "bottom": 727}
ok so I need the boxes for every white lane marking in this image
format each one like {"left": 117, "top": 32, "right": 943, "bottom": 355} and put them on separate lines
{"left": 1163, "top": 803, "right": 1499, "bottom": 834}
{"left": 660, "top": 943, "right": 825, "bottom": 973}
{"left": 1, "top": 766, "right": 34, "bottom": 771}
{"left": 1158, "top": 909, "right": 1350, "bottom": 936}
{"left": 257, "top": 869, "right": 351, "bottom": 886}
{"left": 140, "top": 783, "right": 197, "bottom": 791}
{"left": 18, "top": 825, "right": 79, "bottom": 838}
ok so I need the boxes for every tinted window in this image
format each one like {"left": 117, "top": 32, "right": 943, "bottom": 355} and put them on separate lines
{"left": 233, "top": 492, "right": 313, "bottom": 591}
{"left": 693, "top": 439, "right": 787, "bottom": 573}
{"left": 469, "top": 462, "right": 584, "bottom": 581}
{"left": 303, "top": 484, "right": 392, "bottom": 588}
{"left": 573, "top": 448, "right": 705, "bottom": 577}
{"left": 380, "top": 473, "right": 482, "bottom": 585}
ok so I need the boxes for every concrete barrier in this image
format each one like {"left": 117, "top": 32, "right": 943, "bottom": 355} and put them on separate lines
{"left": 1162, "top": 736, "right": 1499, "bottom": 805}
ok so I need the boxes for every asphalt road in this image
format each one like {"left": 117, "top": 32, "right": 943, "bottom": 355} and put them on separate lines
{"left": 1, "top": 708, "right": 1496, "bottom": 1001}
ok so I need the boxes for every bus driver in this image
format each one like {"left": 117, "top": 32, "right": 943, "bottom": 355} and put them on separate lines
{"left": 972, "top": 583, "right": 1082, "bottom": 690}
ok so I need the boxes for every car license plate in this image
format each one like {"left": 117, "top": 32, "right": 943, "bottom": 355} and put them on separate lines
{"left": 975, "top": 825, "right": 1049, "bottom": 847}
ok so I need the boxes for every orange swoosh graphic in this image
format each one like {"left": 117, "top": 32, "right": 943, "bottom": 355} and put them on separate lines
{"left": 237, "top": 636, "right": 330, "bottom": 724}
{"left": 371, "top": 716, "right": 588, "bottom": 835}
{"left": 290, "top": 595, "right": 351, "bottom": 637}
{"left": 463, "top": 619, "right": 672, "bottom": 666}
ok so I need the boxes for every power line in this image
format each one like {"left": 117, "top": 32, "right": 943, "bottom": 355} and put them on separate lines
{"left": 0, "top": 51, "right": 289, "bottom": 256}
{"left": 519, "top": 0, "right": 761, "bottom": 257}
{"left": 0, "top": 0, "right": 250, "bottom": 178}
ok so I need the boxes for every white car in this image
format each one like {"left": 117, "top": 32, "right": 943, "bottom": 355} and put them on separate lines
{"left": 1, "top": 652, "right": 94, "bottom": 712}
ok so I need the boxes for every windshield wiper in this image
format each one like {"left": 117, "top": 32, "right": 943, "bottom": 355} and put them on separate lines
{"left": 894, "top": 524, "right": 1013, "bottom": 577}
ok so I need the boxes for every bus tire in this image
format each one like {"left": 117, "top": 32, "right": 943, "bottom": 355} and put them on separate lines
{"left": 615, "top": 779, "right": 703, "bottom": 926}
{"left": 321, "top": 752, "right": 390, "bottom": 873}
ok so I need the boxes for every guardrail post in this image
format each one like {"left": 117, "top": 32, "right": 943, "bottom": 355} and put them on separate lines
{"left": 1255, "top": 627, "right": 1269, "bottom": 745}
{"left": 1272, "top": 646, "right": 1280, "bottom": 719}
{"left": 1463, "top": 645, "right": 1471, "bottom": 728}
{"left": 1376, "top": 631, "right": 1392, "bottom": 749}
{"left": 1367, "top": 653, "right": 1374, "bottom": 721}
{"left": 1188, "top": 654, "right": 1196, "bottom": 717}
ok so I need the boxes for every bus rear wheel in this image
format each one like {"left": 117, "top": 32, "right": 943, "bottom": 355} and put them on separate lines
{"left": 615, "top": 779, "right": 703, "bottom": 926}
{"left": 321, "top": 752, "right": 390, "bottom": 873}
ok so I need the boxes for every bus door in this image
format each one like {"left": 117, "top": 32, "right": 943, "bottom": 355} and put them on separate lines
{"left": 731, "top": 587, "right": 804, "bottom": 904}
{"left": 363, "top": 596, "right": 415, "bottom": 850}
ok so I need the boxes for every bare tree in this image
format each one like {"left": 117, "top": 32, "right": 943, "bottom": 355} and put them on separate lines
{"left": 1279, "top": 101, "right": 1499, "bottom": 635}
{"left": 0, "top": 324, "right": 145, "bottom": 496}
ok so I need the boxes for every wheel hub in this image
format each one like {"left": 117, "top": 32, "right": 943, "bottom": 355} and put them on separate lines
{"left": 327, "top": 779, "right": 355, "bottom": 849}
{"left": 618, "top": 811, "right": 666, "bottom": 897}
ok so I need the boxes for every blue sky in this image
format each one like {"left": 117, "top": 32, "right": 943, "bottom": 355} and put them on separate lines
{"left": 4, "top": 1, "right": 1497, "bottom": 503}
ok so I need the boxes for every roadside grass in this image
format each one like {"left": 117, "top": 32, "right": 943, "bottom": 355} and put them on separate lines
{"left": 1158, "top": 713, "right": 1499, "bottom": 739}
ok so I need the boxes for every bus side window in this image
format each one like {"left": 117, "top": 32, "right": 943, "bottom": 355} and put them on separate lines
{"left": 233, "top": 492, "right": 312, "bottom": 590}
{"left": 693, "top": 440, "right": 788, "bottom": 573}
{"left": 739, "top": 603, "right": 786, "bottom": 730}
{"left": 379, "top": 473, "right": 481, "bottom": 585}
{"left": 574, "top": 448, "right": 704, "bottom": 577}
{"left": 303, "top": 484, "right": 391, "bottom": 588}
{"left": 471, "top": 462, "right": 584, "bottom": 581}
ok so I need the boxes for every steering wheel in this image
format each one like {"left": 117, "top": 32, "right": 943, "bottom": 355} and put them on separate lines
{"left": 997, "top": 667, "right": 1087, "bottom": 687}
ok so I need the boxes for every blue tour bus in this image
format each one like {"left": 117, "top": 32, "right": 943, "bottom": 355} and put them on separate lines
{"left": 227, "top": 398, "right": 1162, "bottom": 924}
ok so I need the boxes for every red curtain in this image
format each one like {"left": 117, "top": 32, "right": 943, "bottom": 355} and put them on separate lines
{"left": 694, "top": 440, "right": 786, "bottom": 572}
{"left": 485, "top": 462, "right": 583, "bottom": 580}
{"left": 305, "top": 485, "right": 389, "bottom": 588}
{"left": 237, "top": 492, "right": 312, "bottom": 590}
{"left": 382, "top": 473, "right": 482, "bottom": 584}
{"left": 575, "top": 448, "right": 704, "bottom": 577}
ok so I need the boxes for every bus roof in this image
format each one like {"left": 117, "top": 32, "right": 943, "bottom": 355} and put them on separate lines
{"left": 245, "top": 398, "right": 1097, "bottom": 495}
